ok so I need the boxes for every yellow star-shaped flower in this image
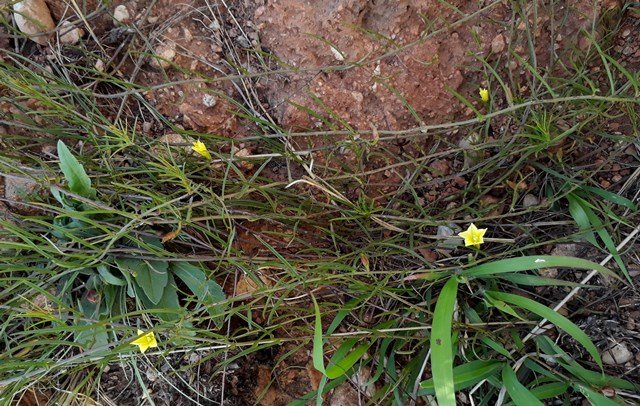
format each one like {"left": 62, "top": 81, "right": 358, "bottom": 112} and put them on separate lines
{"left": 479, "top": 88, "right": 490, "bottom": 102}
{"left": 131, "top": 329, "right": 158, "bottom": 353}
{"left": 458, "top": 223, "right": 487, "bottom": 248}
{"left": 192, "top": 140, "right": 211, "bottom": 160}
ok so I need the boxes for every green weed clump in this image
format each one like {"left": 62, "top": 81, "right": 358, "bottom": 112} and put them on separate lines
{"left": 1, "top": 2, "right": 639, "bottom": 405}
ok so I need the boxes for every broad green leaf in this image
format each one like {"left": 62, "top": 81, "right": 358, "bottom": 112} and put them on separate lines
{"left": 171, "top": 262, "right": 226, "bottom": 320}
{"left": 57, "top": 140, "right": 95, "bottom": 198}
{"left": 75, "top": 297, "right": 109, "bottom": 352}
{"left": 326, "top": 339, "right": 371, "bottom": 379}
{"left": 502, "top": 365, "right": 543, "bottom": 406}
{"left": 75, "top": 323, "right": 109, "bottom": 352}
{"left": 490, "top": 291, "right": 602, "bottom": 369}
{"left": 573, "top": 383, "right": 619, "bottom": 406}
{"left": 463, "top": 256, "right": 618, "bottom": 281}
{"left": 135, "top": 274, "right": 181, "bottom": 321}
{"left": 311, "top": 295, "right": 325, "bottom": 375}
{"left": 97, "top": 265, "right": 127, "bottom": 286}
{"left": 419, "top": 360, "right": 503, "bottom": 394}
{"left": 116, "top": 257, "right": 168, "bottom": 305}
{"left": 430, "top": 277, "right": 459, "bottom": 406}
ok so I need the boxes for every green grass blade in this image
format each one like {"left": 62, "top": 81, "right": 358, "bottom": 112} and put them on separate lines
{"left": 567, "top": 193, "right": 599, "bottom": 247}
{"left": 497, "top": 273, "right": 595, "bottom": 287}
{"left": 529, "top": 382, "right": 569, "bottom": 400}
{"left": 535, "top": 336, "right": 637, "bottom": 391}
{"left": 572, "top": 383, "right": 619, "bottom": 406}
{"left": 419, "top": 360, "right": 503, "bottom": 394}
{"left": 579, "top": 186, "right": 637, "bottom": 210}
{"left": 579, "top": 201, "right": 631, "bottom": 283}
{"left": 462, "top": 256, "right": 618, "bottom": 281}
{"left": 490, "top": 291, "right": 602, "bottom": 369}
{"left": 326, "top": 340, "right": 371, "bottom": 379}
{"left": 311, "top": 295, "right": 325, "bottom": 375}
{"left": 485, "top": 292, "right": 525, "bottom": 320}
{"left": 502, "top": 365, "right": 543, "bottom": 406}
{"left": 504, "top": 382, "right": 569, "bottom": 405}
{"left": 430, "top": 277, "right": 459, "bottom": 406}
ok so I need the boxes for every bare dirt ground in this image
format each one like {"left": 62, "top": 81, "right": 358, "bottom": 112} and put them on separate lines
{"left": 2, "top": 0, "right": 639, "bottom": 404}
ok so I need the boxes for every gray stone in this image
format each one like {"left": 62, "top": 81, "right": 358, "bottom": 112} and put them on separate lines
{"left": 59, "top": 21, "right": 83, "bottom": 45}
{"left": 522, "top": 193, "right": 540, "bottom": 208}
{"left": 13, "top": 0, "right": 55, "bottom": 45}
{"left": 491, "top": 33, "right": 506, "bottom": 53}
{"left": 458, "top": 132, "right": 484, "bottom": 169}
{"left": 3, "top": 175, "right": 40, "bottom": 214}
{"left": 602, "top": 343, "right": 633, "bottom": 365}
{"left": 550, "top": 243, "right": 581, "bottom": 257}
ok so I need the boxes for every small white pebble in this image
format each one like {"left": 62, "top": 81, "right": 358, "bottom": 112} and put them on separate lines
{"left": 330, "top": 45, "right": 344, "bottom": 61}
{"left": 202, "top": 94, "right": 217, "bottom": 108}
{"left": 113, "top": 5, "right": 130, "bottom": 23}
{"left": 59, "top": 21, "right": 83, "bottom": 44}
{"left": 94, "top": 59, "right": 105, "bottom": 72}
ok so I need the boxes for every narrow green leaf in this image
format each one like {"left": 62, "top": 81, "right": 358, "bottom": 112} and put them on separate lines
{"left": 56, "top": 140, "right": 95, "bottom": 198}
{"left": 481, "top": 337, "right": 512, "bottom": 359}
{"left": 326, "top": 340, "right": 371, "bottom": 379}
{"left": 485, "top": 293, "right": 525, "bottom": 320}
{"left": 419, "top": 360, "right": 503, "bottom": 394}
{"left": 287, "top": 374, "right": 347, "bottom": 406}
{"left": 580, "top": 202, "right": 631, "bottom": 283}
{"left": 490, "top": 291, "right": 602, "bottom": 369}
{"left": 366, "top": 336, "right": 394, "bottom": 386}
{"left": 522, "top": 359, "right": 563, "bottom": 382}
{"left": 579, "top": 186, "right": 637, "bottom": 210}
{"left": 502, "top": 365, "right": 543, "bottom": 406}
{"left": 568, "top": 194, "right": 599, "bottom": 246}
{"left": 535, "top": 336, "right": 637, "bottom": 391}
{"left": 535, "top": 163, "right": 637, "bottom": 210}
{"left": 315, "top": 376, "right": 327, "bottom": 406}
{"left": 327, "top": 297, "right": 363, "bottom": 335}
{"left": 529, "top": 382, "right": 570, "bottom": 400}
{"left": 430, "top": 277, "right": 459, "bottom": 406}
{"left": 463, "top": 256, "right": 618, "bottom": 281}
{"left": 463, "top": 306, "right": 512, "bottom": 358}
{"left": 497, "top": 273, "right": 594, "bottom": 287}
{"left": 573, "top": 383, "right": 619, "bottom": 406}
{"left": 311, "top": 295, "right": 325, "bottom": 375}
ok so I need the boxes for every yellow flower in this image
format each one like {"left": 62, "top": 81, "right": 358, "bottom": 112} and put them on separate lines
{"left": 479, "top": 88, "right": 490, "bottom": 102}
{"left": 192, "top": 140, "right": 211, "bottom": 160}
{"left": 458, "top": 223, "right": 487, "bottom": 248}
{"left": 131, "top": 329, "right": 158, "bottom": 353}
